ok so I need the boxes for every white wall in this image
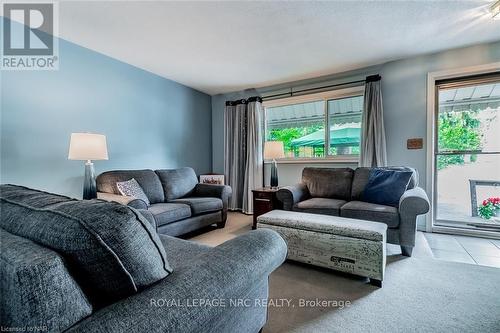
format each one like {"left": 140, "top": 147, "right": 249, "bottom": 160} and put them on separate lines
{"left": 212, "top": 41, "right": 500, "bottom": 190}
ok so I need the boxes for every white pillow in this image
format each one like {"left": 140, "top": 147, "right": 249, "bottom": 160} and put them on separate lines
{"left": 116, "top": 178, "right": 150, "bottom": 206}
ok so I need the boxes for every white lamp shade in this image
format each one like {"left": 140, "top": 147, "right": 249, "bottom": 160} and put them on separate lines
{"left": 264, "top": 141, "right": 285, "bottom": 160}
{"left": 68, "top": 133, "right": 108, "bottom": 161}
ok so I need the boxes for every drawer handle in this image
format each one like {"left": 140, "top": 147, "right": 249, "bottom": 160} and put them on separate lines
{"left": 255, "top": 198, "right": 271, "bottom": 202}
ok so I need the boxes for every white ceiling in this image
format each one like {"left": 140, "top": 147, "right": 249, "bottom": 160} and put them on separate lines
{"left": 58, "top": 1, "right": 500, "bottom": 95}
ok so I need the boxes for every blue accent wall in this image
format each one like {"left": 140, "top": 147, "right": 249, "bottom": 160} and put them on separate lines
{"left": 1, "top": 33, "right": 212, "bottom": 198}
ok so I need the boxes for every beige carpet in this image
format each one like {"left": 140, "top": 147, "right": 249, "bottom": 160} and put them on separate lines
{"left": 189, "top": 213, "right": 500, "bottom": 333}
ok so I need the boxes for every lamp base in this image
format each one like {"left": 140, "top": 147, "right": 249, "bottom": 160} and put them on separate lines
{"left": 270, "top": 160, "right": 279, "bottom": 188}
{"left": 83, "top": 161, "right": 97, "bottom": 200}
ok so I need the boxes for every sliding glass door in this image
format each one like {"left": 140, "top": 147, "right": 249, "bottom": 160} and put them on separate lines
{"left": 434, "top": 74, "right": 500, "bottom": 231}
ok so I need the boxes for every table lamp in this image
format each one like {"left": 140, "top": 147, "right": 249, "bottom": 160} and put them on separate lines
{"left": 264, "top": 141, "right": 285, "bottom": 188}
{"left": 68, "top": 133, "right": 108, "bottom": 199}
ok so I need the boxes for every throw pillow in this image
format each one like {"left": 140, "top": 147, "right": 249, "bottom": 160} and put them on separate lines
{"left": 116, "top": 178, "right": 150, "bottom": 206}
{"left": 155, "top": 168, "right": 198, "bottom": 201}
{"left": 362, "top": 168, "right": 413, "bottom": 207}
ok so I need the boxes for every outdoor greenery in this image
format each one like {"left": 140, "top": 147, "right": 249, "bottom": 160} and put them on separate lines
{"left": 478, "top": 197, "right": 500, "bottom": 219}
{"left": 267, "top": 124, "right": 323, "bottom": 157}
{"left": 268, "top": 110, "right": 482, "bottom": 163}
{"left": 437, "top": 110, "right": 481, "bottom": 170}
{"left": 268, "top": 124, "right": 362, "bottom": 158}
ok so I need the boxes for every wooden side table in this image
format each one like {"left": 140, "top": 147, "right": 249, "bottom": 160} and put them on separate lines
{"left": 252, "top": 188, "right": 283, "bottom": 229}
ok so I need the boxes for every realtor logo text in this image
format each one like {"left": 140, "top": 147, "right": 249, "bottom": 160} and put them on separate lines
{"left": 1, "top": 2, "right": 59, "bottom": 70}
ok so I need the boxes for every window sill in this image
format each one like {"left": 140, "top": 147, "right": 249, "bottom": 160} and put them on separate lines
{"left": 264, "top": 157, "right": 359, "bottom": 164}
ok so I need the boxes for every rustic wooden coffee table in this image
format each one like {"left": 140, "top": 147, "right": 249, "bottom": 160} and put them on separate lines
{"left": 257, "top": 210, "right": 387, "bottom": 287}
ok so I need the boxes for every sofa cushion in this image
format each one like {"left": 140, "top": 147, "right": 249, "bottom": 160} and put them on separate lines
{"left": 340, "top": 201, "right": 400, "bottom": 228}
{"left": 294, "top": 198, "right": 347, "bottom": 216}
{"left": 350, "top": 168, "right": 371, "bottom": 201}
{"left": 351, "top": 167, "right": 418, "bottom": 200}
{"left": 148, "top": 203, "right": 192, "bottom": 226}
{"left": 96, "top": 170, "right": 165, "bottom": 204}
{"left": 363, "top": 168, "right": 413, "bottom": 207}
{"left": 116, "top": 178, "right": 150, "bottom": 206}
{"left": 302, "top": 167, "right": 354, "bottom": 200}
{"left": 156, "top": 167, "right": 198, "bottom": 201}
{"left": 0, "top": 185, "right": 172, "bottom": 306}
{"left": 0, "top": 228, "right": 92, "bottom": 332}
{"left": 173, "top": 197, "right": 223, "bottom": 216}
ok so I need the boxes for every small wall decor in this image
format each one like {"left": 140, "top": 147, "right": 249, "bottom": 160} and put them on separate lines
{"left": 200, "top": 174, "right": 225, "bottom": 185}
{"left": 407, "top": 138, "right": 423, "bottom": 150}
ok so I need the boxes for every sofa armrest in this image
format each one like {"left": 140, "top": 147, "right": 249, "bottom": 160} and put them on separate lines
{"left": 67, "top": 229, "right": 287, "bottom": 333}
{"left": 399, "top": 187, "right": 430, "bottom": 217}
{"left": 398, "top": 187, "right": 430, "bottom": 247}
{"left": 97, "top": 192, "right": 148, "bottom": 210}
{"left": 194, "top": 184, "right": 232, "bottom": 222}
{"left": 194, "top": 183, "right": 232, "bottom": 200}
{"left": 276, "top": 183, "right": 309, "bottom": 210}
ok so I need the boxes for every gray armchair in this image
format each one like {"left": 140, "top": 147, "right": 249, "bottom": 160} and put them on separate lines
{"left": 277, "top": 167, "right": 430, "bottom": 256}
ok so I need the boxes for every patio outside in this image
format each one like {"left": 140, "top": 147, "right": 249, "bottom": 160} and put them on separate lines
{"left": 435, "top": 81, "right": 500, "bottom": 229}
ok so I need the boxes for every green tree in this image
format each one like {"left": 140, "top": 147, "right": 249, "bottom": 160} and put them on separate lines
{"left": 268, "top": 124, "right": 323, "bottom": 156}
{"left": 437, "top": 110, "right": 481, "bottom": 170}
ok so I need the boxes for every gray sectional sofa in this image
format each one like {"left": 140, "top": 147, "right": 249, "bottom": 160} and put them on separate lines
{"left": 96, "top": 167, "right": 232, "bottom": 236}
{"left": 276, "top": 167, "right": 430, "bottom": 257}
{"left": 0, "top": 184, "right": 287, "bottom": 333}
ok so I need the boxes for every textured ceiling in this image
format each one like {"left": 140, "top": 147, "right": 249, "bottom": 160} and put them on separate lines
{"left": 58, "top": 1, "right": 500, "bottom": 95}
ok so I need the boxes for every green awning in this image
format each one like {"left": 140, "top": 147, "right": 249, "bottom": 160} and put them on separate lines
{"left": 290, "top": 127, "right": 360, "bottom": 147}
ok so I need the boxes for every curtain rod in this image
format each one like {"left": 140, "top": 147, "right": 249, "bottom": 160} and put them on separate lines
{"left": 262, "top": 75, "right": 381, "bottom": 101}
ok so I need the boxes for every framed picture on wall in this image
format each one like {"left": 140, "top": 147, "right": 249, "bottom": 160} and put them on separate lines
{"left": 199, "top": 174, "right": 225, "bottom": 185}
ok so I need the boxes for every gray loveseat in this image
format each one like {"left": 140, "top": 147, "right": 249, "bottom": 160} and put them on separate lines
{"left": 276, "top": 167, "right": 430, "bottom": 257}
{"left": 96, "top": 167, "right": 231, "bottom": 236}
{"left": 0, "top": 184, "right": 286, "bottom": 333}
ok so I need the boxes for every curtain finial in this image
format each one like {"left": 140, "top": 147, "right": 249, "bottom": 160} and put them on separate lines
{"left": 366, "top": 75, "right": 381, "bottom": 83}
{"left": 225, "top": 96, "right": 262, "bottom": 106}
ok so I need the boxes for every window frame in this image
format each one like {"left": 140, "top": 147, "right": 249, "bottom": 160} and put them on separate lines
{"left": 425, "top": 62, "right": 500, "bottom": 235}
{"left": 263, "top": 85, "right": 365, "bottom": 164}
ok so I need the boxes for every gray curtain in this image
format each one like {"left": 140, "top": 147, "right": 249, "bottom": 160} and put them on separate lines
{"left": 224, "top": 97, "right": 263, "bottom": 213}
{"left": 224, "top": 101, "right": 247, "bottom": 210}
{"left": 360, "top": 75, "right": 387, "bottom": 167}
{"left": 243, "top": 101, "right": 264, "bottom": 213}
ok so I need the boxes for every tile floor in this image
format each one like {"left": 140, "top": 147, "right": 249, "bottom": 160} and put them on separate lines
{"left": 423, "top": 232, "right": 500, "bottom": 268}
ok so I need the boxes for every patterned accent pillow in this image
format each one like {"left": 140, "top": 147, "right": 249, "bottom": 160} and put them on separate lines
{"left": 116, "top": 178, "right": 150, "bottom": 206}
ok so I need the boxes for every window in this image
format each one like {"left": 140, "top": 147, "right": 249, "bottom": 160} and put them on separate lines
{"left": 264, "top": 87, "right": 364, "bottom": 161}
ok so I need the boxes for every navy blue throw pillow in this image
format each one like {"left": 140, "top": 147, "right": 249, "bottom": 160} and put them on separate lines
{"left": 362, "top": 169, "right": 413, "bottom": 207}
